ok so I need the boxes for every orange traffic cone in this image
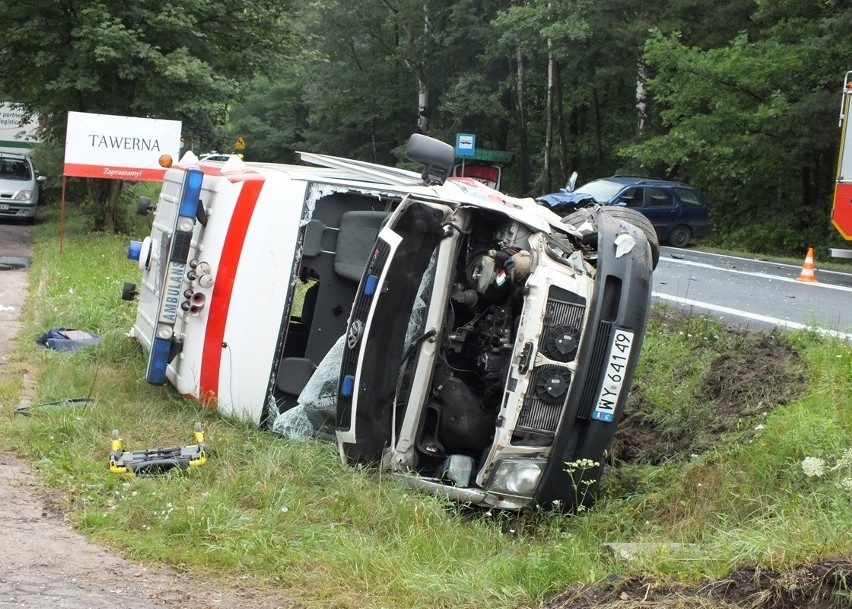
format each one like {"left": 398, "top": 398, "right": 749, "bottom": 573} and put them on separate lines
{"left": 796, "top": 247, "right": 819, "bottom": 283}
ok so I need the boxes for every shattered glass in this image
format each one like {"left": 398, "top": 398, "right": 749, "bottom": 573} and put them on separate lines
{"left": 272, "top": 256, "right": 436, "bottom": 442}
{"left": 271, "top": 335, "right": 344, "bottom": 441}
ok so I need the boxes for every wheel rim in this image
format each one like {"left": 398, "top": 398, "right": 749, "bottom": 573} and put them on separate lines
{"left": 670, "top": 226, "right": 690, "bottom": 247}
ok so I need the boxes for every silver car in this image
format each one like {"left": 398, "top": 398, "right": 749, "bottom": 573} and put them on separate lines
{"left": 0, "top": 153, "right": 44, "bottom": 223}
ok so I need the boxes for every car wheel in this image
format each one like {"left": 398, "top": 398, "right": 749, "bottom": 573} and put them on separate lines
{"left": 668, "top": 225, "right": 691, "bottom": 248}
{"left": 561, "top": 206, "right": 660, "bottom": 269}
{"left": 600, "top": 207, "right": 660, "bottom": 268}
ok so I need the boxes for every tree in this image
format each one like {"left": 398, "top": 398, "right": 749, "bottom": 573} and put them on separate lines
{"left": 623, "top": 27, "right": 843, "bottom": 253}
{"left": 0, "top": 0, "right": 295, "bottom": 231}
{"left": 272, "top": 0, "right": 451, "bottom": 163}
{"left": 226, "top": 74, "right": 308, "bottom": 164}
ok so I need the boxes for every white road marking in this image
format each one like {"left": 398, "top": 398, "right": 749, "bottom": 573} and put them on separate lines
{"left": 653, "top": 292, "right": 852, "bottom": 341}
{"left": 662, "top": 247, "right": 852, "bottom": 276}
{"left": 659, "top": 256, "right": 852, "bottom": 293}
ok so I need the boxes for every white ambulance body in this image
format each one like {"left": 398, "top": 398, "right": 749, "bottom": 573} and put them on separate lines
{"left": 127, "top": 145, "right": 560, "bottom": 427}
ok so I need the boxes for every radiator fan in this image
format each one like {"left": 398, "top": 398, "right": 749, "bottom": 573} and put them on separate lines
{"left": 534, "top": 367, "right": 572, "bottom": 404}
{"left": 542, "top": 324, "right": 580, "bottom": 362}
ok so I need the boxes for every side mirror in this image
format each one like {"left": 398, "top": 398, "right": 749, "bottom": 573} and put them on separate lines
{"left": 406, "top": 133, "right": 455, "bottom": 185}
{"left": 566, "top": 171, "right": 578, "bottom": 192}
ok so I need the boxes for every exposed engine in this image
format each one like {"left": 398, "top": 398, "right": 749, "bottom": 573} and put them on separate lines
{"left": 415, "top": 212, "right": 539, "bottom": 474}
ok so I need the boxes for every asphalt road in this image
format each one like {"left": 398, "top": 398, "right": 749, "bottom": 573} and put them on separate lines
{"left": 653, "top": 246, "right": 852, "bottom": 339}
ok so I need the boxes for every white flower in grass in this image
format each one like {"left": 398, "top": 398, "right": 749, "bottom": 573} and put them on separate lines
{"left": 832, "top": 448, "right": 852, "bottom": 471}
{"left": 801, "top": 456, "right": 826, "bottom": 478}
{"left": 836, "top": 478, "right": 852, "bottom": 492}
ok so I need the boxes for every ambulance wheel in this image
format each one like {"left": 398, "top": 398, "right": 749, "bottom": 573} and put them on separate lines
{"left": 561, "top": 206, "right": 659, "bottom": 270}
{"left": 601, "top": 207, "right": 660, "bottom": 269}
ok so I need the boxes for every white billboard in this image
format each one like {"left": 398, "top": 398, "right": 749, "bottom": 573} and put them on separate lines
{"left": 0, "top": 104, "right": 41, "bottom": 153}
{"left": 64, "top": 111, "right": 181, "bottom": 181}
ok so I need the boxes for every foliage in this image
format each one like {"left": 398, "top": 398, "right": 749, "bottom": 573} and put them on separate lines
{"left": 0, "top": 0, "right": 295, "bottom": 143}
{"left": 0, "top": 0, "right": 296, "bottom": 230}
{"left": 622, "top": 28, "right": 841, "bottom": 254}
{"left": 3, "top": 1, "right": 852, "bottom": 247}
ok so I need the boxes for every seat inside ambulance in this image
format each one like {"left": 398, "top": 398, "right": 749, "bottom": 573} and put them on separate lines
{"left": 271, "top": 191, "right": 394, "bottom": 419}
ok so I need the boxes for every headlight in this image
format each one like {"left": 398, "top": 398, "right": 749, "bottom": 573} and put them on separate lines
{"left": 13, "top": 190, "right": 33, "bottom": 201}
{"left": 488, "top": 458, "right": 546, "bottom": 496}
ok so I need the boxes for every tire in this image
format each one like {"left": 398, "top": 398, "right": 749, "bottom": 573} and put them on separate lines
{"left": 560, "top": 207, "right": 596, "bottom": 231}
{"left": 667, "top": 224, "right": 691, "bottom": 248}
{"left": 600, "top": 206, "right": 660, "bottom": 269}
{"left": 561, "top": 206, "right": 660, "bottom": 269}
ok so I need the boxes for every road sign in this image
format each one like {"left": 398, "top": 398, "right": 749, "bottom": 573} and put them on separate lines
{"left": 455, "top": 133, "right": 476, "bottom": 158}
{"left": 235, "top": 137, "right": 246, "bottom": 151}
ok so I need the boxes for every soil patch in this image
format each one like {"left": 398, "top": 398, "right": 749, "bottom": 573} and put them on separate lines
{"left": 543, "top": 559, "right": 852, "bottom": 609}
{"left": 613, "top": 309, "right": 805, "bottom": 465}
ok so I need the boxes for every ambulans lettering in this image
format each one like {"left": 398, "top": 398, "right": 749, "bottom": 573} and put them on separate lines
{"left": 158, "top": 262, "right": 186, "bottom": 324}
{"left": 88, "top": 134, "right": 162, "bottom": 152}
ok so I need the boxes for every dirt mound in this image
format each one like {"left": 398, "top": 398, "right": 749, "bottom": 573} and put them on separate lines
{"left": 702, "top": 334, "right": 804, "bottom": 417}
{"left": 613, "top": 313, "right": 805, "bottom": 465}
{"left": 542, "top": 559, "right": 852, "bottom": 609}
{"left": 548, "top": 311, "right": 844, "bottom": 609}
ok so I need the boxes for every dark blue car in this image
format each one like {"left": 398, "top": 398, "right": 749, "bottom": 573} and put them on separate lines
{"left": 537, "top": 176, "right": 711, "bottom": 247}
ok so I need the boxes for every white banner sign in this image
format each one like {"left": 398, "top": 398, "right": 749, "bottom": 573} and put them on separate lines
{"left": 64, "top": 111, "right": 181, "bottom": 181}
{"left": 0, "top": 104, "right": 41, "bottom": 148}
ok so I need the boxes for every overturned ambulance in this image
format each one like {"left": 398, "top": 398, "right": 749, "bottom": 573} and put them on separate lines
{"left": 125, "top": 134, "right": 657, "bottom": 510}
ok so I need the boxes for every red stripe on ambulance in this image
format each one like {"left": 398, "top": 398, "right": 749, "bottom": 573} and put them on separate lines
{"left": 200, "top": 176, "right": 266, "bottom": 399}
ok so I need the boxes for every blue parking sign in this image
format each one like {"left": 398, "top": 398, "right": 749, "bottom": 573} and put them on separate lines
{"left": 455, "top": 133, "right": 476, "bottom": 157}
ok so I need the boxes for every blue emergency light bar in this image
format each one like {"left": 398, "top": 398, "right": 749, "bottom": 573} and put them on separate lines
{"left": 179, "top": 168, "right": 204, "bottom": 219}
{"left": 147, "top": 337, "right": 173, "bottom": 385}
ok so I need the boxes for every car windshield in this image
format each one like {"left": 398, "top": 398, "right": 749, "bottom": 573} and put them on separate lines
{"left": 0, "top": 159, "right": 32, "bottom": 181}
{"left": 573, "top": 179, "right": 623, "bottom": 202}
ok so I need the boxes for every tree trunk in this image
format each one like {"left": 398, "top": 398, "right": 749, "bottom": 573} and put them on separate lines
{"left": 553, "top": 59, "right": 567, "bottom": 184}
{"left": 417, "top": 1, "right": 430, "bottom": 133}
{"left": 591, "top": 86, "right": 603, "bottom": 174}
{"left": 417, "top": 75, "right": 429, "bottom": 133}
{"left": 543, "top": 38, "right": 555, "bottom": 194}
{"left": 86, "top": 178, "right": 124, "bottom": 232}
{"left": 636, "top": 56, "right": 648, "bottom": 133}
{"left": 515, "top": 46, "right": 531, "bottom": 195}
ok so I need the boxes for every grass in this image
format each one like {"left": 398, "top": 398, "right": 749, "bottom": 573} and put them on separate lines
{"left": 0, "top": 208, "right": 850, "bottom": 609}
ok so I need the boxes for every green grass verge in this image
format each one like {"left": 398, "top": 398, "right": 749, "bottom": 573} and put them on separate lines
{"left": 0, "top": 208, "right": 849, "bottom": 609}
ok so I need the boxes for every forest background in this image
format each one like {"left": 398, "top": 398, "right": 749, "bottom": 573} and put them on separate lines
{"left": 2, "top": 0, "right": 852, "bottom": 256}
